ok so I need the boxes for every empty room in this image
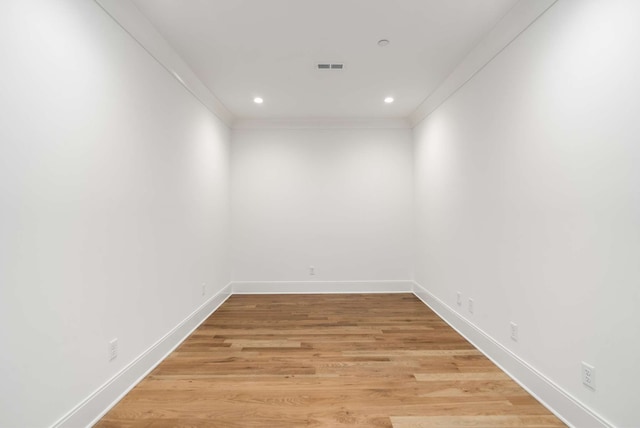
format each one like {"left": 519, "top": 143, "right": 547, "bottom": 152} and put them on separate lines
{"left": 1, "top": 0, "right": 638, "bottom": 427}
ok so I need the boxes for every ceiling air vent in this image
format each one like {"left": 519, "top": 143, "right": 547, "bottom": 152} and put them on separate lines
{"left": 317, "top": 63, "right": 345, "bottom": 70}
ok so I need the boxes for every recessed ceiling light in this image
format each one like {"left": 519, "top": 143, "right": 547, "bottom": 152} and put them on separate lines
{"left": 254, "top": 97, "right": 263, "bottom": 104}
{"left": 378, "top": 39, "right": 390, "bottom": 47}
{"left": 384, "top": 97, "right": 394, "bottom": 104}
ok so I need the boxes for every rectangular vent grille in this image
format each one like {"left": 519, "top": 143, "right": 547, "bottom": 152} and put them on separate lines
{"left": 317, "top": 63, "right": 345, "bottom": 70}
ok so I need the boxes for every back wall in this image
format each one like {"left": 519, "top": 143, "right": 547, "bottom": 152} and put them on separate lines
{"left": 231, "top": 126, "right": 413, "bottom": 284}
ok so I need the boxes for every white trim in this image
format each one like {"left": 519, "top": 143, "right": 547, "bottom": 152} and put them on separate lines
{"left": 93, "top": 0, "right": 234, "bottom": 126}
{"left": 52, "top": 283, "right": 233, "bottom": 428}
{"left": 93, "top": 0, "right": 556, "bottom": 131}
{"left": 409, "top": 0, "right": 558, "bottom": 127}
{"left": 50, "top": 281, "right": 611, "bottom": 427}
{"left": 232, "top": 118, "right": 411, "bottom": 130}
{"left": 232, "top": 280, "right": 414, "bottom": 294}
{"left": 411, "top": 281, "right": 612, "bottom": 428}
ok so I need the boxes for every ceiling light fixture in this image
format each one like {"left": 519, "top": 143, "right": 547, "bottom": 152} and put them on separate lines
{"left": 377, "top": 39, "right": 390, "bottom": 47}
{"left": 384, "top": 97, "right": 394, "bottom": 104}
{"left": 253, "top": 97, "right": 263, "bottom": 104}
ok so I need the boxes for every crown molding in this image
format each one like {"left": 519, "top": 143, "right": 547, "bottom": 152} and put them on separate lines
{"left": 94, "top": 0, "right": 235, "bottom": 127}
{"left": 232, "top": 117, "right": 411, "bottom": 130}
{"left": 409, "top": 0, "right": 558, "bottom": 127}
{"left": 94, "top": 0, "right": 558, "bottom": 132}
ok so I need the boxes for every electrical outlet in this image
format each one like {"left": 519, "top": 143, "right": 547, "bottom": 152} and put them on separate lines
{"left": 456, "top": 292, "right": 462, "bottom": 306}
{"left": 309, "top": 266, "right": 315, "bottom": 276}
{"left": 510, "top": 322, "right": 518, "bottom": 341}
{"left": 201, "top": 283, "right": 206, "bottom": 297}
{"left": 109, "top": 338, "right": 118, "bottom": 362}
{"left": 468, "top": 298, "right": 474, "bottom": 314}
{"left": 582, "top": 362, "right": 595, "bottom": 390}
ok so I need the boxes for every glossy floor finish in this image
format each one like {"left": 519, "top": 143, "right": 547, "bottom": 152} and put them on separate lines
{"left": 97, "top": 294, "right": 565, "bottom": 427}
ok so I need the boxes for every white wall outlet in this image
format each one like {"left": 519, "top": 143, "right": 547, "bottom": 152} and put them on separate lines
{"left": 109, "top": 338, "right": 118, "bottom": 362}
{"left": 468, "top": 298, "right": 474, "bottom": 314}
{"left": 201, "top": 283, "right": 206, "bottom": 297}
{"left": 456, "top": 292, "right": 462, "bottom": 306}
{"left": 309, "top": 266, "right": 315, "bottom": 275}
{"left": 582, "top": 362, "right": 595, "bottom": 390}
{"left": 510, "top": 322, "right": 518, "bottom": 341}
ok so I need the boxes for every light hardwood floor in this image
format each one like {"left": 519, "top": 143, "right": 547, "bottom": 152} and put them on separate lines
{"left": 96, "top": 294, "right": 565, "bottom": 427}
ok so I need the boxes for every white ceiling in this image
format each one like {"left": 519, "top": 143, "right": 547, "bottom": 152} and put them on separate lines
{"left": 131, "top": 0, "right": 519, "bottom": 120}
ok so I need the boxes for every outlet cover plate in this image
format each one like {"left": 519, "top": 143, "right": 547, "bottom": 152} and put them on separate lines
{"left": 582, "top": 362, "right": 595, "bottom": 390}
{"left": 109, "top": 338, "right": 118, "bottom": 362}
{"left": 510, "top": 322, "right": 518, "bottom": 341}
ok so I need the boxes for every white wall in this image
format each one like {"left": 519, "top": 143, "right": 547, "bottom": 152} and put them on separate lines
{"left": 232, "top": 127, "right": 413, "bottom": 283}
{"left": 0, "top": 1, "right": 231, "bottom": 427}
{"left": 3, "top": 0, "right": 637, "bottom": 426}
{"left": 413, "top": 1, "right": 640, "bottom": 426}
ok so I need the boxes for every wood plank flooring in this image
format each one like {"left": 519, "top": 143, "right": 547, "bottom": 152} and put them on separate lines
{"left": 96, "top": 294, "right": 565, "bottom": 427}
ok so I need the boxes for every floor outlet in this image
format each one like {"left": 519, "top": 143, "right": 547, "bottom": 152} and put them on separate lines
{"left": 582, "top": 362, "right": 595, "bottom": 390}
{"left": 109, "top": 338, "right": 118, "bottom": 362}
{"left": 468, "top": 298, "right": 474, "bottom": 314}
{"left": 510, "top": 322, "right": 518, "bottom": 341}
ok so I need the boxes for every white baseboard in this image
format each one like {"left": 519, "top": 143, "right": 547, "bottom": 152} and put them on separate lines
{"left": 51, "top": 281, "right": 609, "bottom": 428}
{"left": 231, "top": 280, "right": 414, "bottom": 294}
{"left": 412, "top": 281, "right": 612, "bottom": 428}
{"left": 52, "top": 283, "right": 233, "bottom": 428}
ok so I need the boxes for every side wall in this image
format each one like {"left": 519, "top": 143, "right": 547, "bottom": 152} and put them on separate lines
{"left": 0, "top": 1, "right": 231, "bottom": 426}
{"left": 413, "top": 1, "right": 640, "bottom": 426}
{"left": 231, "top": 127, "right": 413, "bottom": 284}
